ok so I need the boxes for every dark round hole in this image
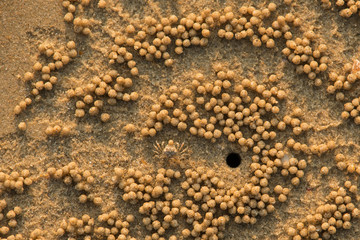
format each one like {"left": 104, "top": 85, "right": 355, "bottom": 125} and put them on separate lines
{"left": 226, "top": 153, "right": 242, "bottom": 168}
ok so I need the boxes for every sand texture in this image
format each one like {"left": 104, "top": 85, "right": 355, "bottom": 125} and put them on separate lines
{"left": 1, "top": 0, "right": 360, "bottom": 239}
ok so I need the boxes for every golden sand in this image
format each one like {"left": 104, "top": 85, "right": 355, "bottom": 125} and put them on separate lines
{"left": 1, "top": 0, "right": 360, "bottom": 239}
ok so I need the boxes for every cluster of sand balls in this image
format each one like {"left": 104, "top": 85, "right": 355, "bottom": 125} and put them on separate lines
{"left": 0, "top": 170, "right": 33, "bottom": 194}
{"left": 0, "top": 228, "right": 43, "bottom": 240}
{"left": 44, "top": 124, "right": 72, "bottom": 137}
{"left": 0, "top": 199, "right": 22, "bottom": 239}
{"left": 286, "top": 139, "right": 336, "bottom": 156}
{"left": 114, "top": 162, "right": 304, "bottom": 239}
{"left": 275, "top": 156, "right": 307, "bottom": 187}
{"left": 62, "top": 0, "right": 93, "bottom": 35}
{"left": 14, "top": 40, "right": 77, "bottom": 131}
{"left": 46, "top": 162, "right": 102, "bottom": 205}
{"left": 66, "top": 70, "right": 139, "bottom": 122}
{"left": 214, "top": 5, "right": 299, "bottom": 48}
{"left": 327, "top": 61, "right": 360, "bottom": 97}
{"left": 29, "top": 229, "right": 44, "bottom": 240}
{"left": 115, "top": 167, "right": 183, "bottom": 239}
{"left": 322, "top": 60, "right": 360, "bottom": 125}
{"left": 56, "top": 214, "right": 95, "bottom": 239}
{"left": 282, "top": 33, "right": 328, "bottom": 85}
{"left": 287, "top": 183, "right": 360, "bottom": 239}
{"left": 342, "top": 96, "right": 360, "bottom": 125}
{"left": 17, "top": 2, "right": 328, "bottom": 130}
{"left": 95, "top": 211, "right": 136, "bottom": 240}
{"left": 0, "top": 170, "right": 35, "bottom": 240}
{"left": 18, "top": 121, "right": 72, "bottom": 137}
{"left": 49, "top": 1, "right": 128, "bottom": 126}
{"left": 111, "top": 4, "right": 304, "bottom": 69}
{"left": 320, "top": 0, "right": 360, "bottom": 17}
{"left": 56, "top": 212, "right": 137, "bottom": 240}
{"left": 141, "top": 65, "right": 311, "bottom": 156}
{"left": 108, "top": 42, "right": 140, "bottom": 74}
{"left": 108, "top": 4, "right": 329, "bottom": 89}
{"left": 334, "top": 153, "right": 360, "bottom": 174}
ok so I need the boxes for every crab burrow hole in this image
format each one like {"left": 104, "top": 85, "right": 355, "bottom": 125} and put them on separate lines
{"left": 226, "top": 152, "right": 242, "bottom": 168}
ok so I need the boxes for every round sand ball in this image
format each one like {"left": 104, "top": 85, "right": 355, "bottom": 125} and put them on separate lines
{"left": 277, "top": 90, "right": 286, "bottom": 99}
{"left": 178, "top": 122, "right": 187, "bottom": 131}
{"left": 62, "top": 55, "right": 70, "bottom": 65}
{"left": 287, "top": 227, "right": 297, "bottom": 236}
{"left": 274, "top": 185, "right": 283, "bottom": 194}
{"left": 182, "top": 229, "right": 191, "bottom": 237}
{"left": 320, "top": 166, "right": 329, "bottom": 175}
{"left": 21, "top": 170, "right": 30, "bottom": 178}
{"left": 124, "top": 124, "right": 136, "bottom": 133}
{"left": 165, "top": 59, "right": 174, "bottom": 67}
{"left": 33, "top": 62, "right": 42, "bottom": 71}
{"left": 82, "top": 28, "right": 91, "bottom": 35}
{"left": 93, "top": 197, "right": 102, "bottom": 205}
{"left": 6, "top": 210, "right": 16, "bottom": 219}
{"left": 126, "top": 25, "right": 135, "bottom": 34}
{"left": 100, "top": 113, "right": 110, "bottom": 122}
{"left": 24, "top": 72, "right": 34, "bottom": 82}
{"left": 69, "top": 49, "right": 77, "bottom": 58}
{"left": 13, "top": 206, "right": 22, "bottom": 216}
{"left": 45, "top": 48, "right": 54, "bottom": 58}
{"left": 67, "top": 41, "right": 76, "bottom": 49}
{"left": 75, "top": 109, "right": 85, "bottom": 118}
{"left": 0, "top": 226, "right": 9, "bottom": 235}
{"left": 42, "top": 66, "right": 51, "bottom": 74}
{"left": 64, "top": 12, "right": 74, "bottom": 22}
{"left": 24, "top": 177, "right": 32, "bottom": 185}
{"left": 130, "top": 67, "right": 139, "bottom": 76}
{"left": 291, "top": 177, "right": 300, "bottom": 186}
{"left": 56, "top": 228, "right": 65, "bottom": 236}
{"left": 18, "top": 122, "right": 27, "bottom": 131}
{"left": 79, "top": 194, "right": 87, "bottom": 203}
{"left": 60, "top": 126, "right": 71, "bottom": 136}
{"left": 278, "top": 194, "right": 287, "bottom": 202}
{"left": 24, "top": 98, "right": 32, "bottom": 106}
{"left": 98, "top": 0, "right": 106, "bottom": 8}
{"left": 318, "top": 44, "right": 327, "bottom": 53}
{"left": 31, "top": 229, "right": 44, "bottom": 239}
{"left": 44, "top": 82, "right": 53, "bottom": 91}
{"left": 34, "top": 81, "right": 44, "bottom": 91}
{"left": 130, "top": 92, "right": 139, "bottom": 101}
{"left": 66, "top": 89, "right": 76, "bottom": 98}
{"left": 268, "top": 3, "right": 277, "bottom": 11}
{"left": 140, "top": 128, "right": 149, "bottom": 136}
{"left": 266, "top": 39, "right": 275, "bottom": 48}
{"left": 175, "top": 47, "right": 183, "bottom": 54}
{"left": 53, "top": 126, "right": 61, "bottom": 135}
{"left": 49, "top": 76, "right": 58, "bottom": 85}
{"left": 38, "top": 43, "right": 47, "bottom": 53}
{"left": 45, "top": 126, "right": 55, "bottom": 136}
{"left": 14, "top": 105, "right": 22, "bottom": 115}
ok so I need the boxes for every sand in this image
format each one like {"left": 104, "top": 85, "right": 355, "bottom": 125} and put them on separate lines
{"left": 1, "top": 0, "right": 360, "bottom": 239}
